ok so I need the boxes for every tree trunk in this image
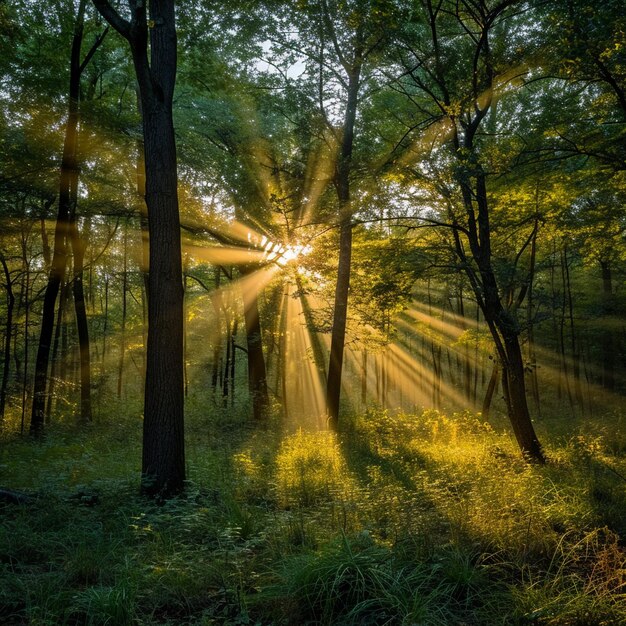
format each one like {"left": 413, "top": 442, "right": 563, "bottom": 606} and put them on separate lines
{"left": 94, "top": 0, "right": 186, "bottom": 496}
{"left": 240, "top": 267, "right": 269, "bottom": 420}
{"left": 117, "top": 225, "right": 128, "bottom": 399}
{"left": 210, "top": 268, "right": 222, "bottom": 395}
{"left": 140, "top": 97, "right": 185, "bottom": 496}
{"left": 326, "top": 64, "right": 361, "bottom": 430}
{"left": 69, "top": 211, "right": 92, "bottom": 422}
{"left": 452, "top": 161, "right": 544, "bottom": 462}
{"left": 46, "top": 279, "right": 69, "bottom": 422}
{"left": 20, "top": 260, "right": 31, "bottom": 435}
{"left": 482, "top": 359, "right": 499, "bottom": 421}
{"left": 30, "top": 2, "right": 86, "bottom": 434}
{"left": 326, "top": 217, "right": 352, "bottom": 427}
{"left": 0, "top": 253, "right": 14, "bottom": 422}
{"left": 500, "top": 331, "right": 544, "bottom": 460}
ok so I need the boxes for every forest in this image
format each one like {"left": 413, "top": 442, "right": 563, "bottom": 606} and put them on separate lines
{"left": 0, "top": 0, "right": 625, "bottom": 624}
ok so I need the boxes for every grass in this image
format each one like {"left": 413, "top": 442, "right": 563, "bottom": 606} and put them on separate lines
{"left": 1, "top": 403, "right": 625, "bottom": 625}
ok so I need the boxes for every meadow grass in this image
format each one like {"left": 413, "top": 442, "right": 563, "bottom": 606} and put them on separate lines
{"left": 0, "top": 402, "right": 624, "bottom": 625}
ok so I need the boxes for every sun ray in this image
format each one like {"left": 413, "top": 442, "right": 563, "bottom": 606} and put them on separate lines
{"left": 280, "top": 281, "right": 327, "bottom": 429}
{"left": 183, "top": 243, "right": 268, "bottom": 265}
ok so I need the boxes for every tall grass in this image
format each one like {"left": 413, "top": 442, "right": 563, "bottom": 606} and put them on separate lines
{"left": 1, "top": 405, "right": 624, "bottom": 624}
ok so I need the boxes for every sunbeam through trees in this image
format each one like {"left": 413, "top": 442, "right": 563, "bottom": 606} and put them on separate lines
{"left": 1, "top": 1, "right": 625, "bottom": 624}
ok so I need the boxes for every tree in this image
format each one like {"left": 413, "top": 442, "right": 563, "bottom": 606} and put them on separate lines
{"left": 31, "top": 0, "right": 106, "bottom": 433}
{"left": 93, "top": 0, "right": 185, "bottom": 496}
{"left": 393, "top": 0, "right": 545, "bottom": 461}
{"left": 0, "top": 250, "right": 15, "bottom": 422}
{"left": 264, "top": 0, "right": 397, "bottom": 428}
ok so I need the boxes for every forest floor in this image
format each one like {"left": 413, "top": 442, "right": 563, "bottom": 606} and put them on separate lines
{"left": 1, "top": 397, "right": 625, "bottom": 625}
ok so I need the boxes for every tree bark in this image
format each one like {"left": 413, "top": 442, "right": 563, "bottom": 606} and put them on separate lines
{"left": 326, "top": 67, "right": 361, "bottom": 429}
{"left": 326, "top": 216, "right": 353, "bottom": 427}
{"left": 93, "top": 0, "right": 185, "bottom": 496}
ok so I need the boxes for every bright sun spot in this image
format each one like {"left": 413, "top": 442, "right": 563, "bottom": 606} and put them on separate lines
{"left": 248, "top": 232, "right": 311, "bottom": 267}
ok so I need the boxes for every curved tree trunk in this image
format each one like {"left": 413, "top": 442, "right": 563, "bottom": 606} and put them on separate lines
{"left": 453, "top": 162, "right": 544, "bottom": 462}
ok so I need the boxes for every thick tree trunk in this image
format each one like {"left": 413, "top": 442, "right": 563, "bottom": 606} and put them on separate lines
{"left": 95, "top": 0, "right": 186, "bottom": 496}
{"left": 140, "top": 104, "right": 185, "bottom": 497}
{"left": 140, "top": 96, "right": 186, "bottom": 495}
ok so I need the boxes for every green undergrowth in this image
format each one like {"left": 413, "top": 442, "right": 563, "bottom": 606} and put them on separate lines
{"left": 1, "top": 406, "right": 625, "bottom": 625}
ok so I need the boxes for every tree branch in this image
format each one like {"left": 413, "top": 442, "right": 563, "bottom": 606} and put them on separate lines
{"left": 91, "top": 0, "right": 131, "bottom": 39}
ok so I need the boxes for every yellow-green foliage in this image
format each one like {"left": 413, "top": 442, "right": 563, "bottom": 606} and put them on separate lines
{"left": 1, "top": 407, "right": 625, "bottom": 625}
{"left": 274, "top": 429, "right": 359, "bottom": 508}
{"left": 350, "top": 408, "right": 626, "bottom": 561}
